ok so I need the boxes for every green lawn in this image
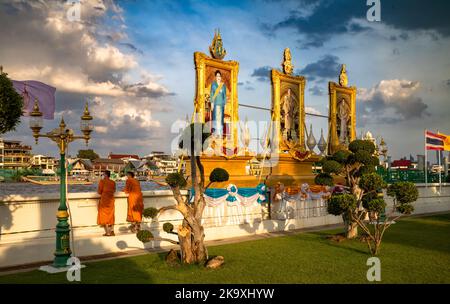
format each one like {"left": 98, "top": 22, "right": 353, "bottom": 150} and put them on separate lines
{"left": 1, "top": 213, "right": 449, "bottom": 284}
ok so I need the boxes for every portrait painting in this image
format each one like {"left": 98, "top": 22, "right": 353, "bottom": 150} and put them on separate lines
{"left": 193, "top": 52, "right": 240, "bottom": 151}
{"left": 336, "top": 94, "right": 351, "bottom": 145}
{"left": 271, "top": 69, "right": 305, "bottom": 152}
{"left": 328, "top": 82, "right": 356, "bottom": 154}
{"left": 280, "top": 83, "right": 300, "bottom": 142}
{"left": 204, "top": 66, "right": 232, "bottom": 139}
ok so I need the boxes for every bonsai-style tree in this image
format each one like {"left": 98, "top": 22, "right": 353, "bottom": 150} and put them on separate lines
{"left": 316, "top": 140, "right": 419, "bottom": 255}
{"left": 354, "top": 178, "right": 417, "bottom": 255}
{"left": 316, "top": 139, "right": 379, "bottom": 238}
{"left": 0, "top": 68, "right": 23, "bottom": 134}
{"left": 137, "top": 123, "right": 229, "bottom": 264}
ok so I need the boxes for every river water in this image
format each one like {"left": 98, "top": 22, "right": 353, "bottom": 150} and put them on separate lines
{"left": 0, "top": 181, "right": 169, "bottom": 196}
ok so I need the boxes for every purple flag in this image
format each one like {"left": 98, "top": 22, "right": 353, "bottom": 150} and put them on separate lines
{"left": 12, "top": 80, "right": 56, "bottom": 120}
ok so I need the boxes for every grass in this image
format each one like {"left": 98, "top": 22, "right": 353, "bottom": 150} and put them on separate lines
{"left": 1, "top": 213, "right": 449, "bottom": 284}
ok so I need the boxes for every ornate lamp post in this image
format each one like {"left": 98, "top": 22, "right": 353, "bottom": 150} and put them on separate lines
{"left": 29, "top": 100, "right": 93, "bottom": 267}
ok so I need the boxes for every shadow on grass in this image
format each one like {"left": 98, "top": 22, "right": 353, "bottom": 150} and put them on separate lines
{"left": 380, "top": 213, "right": 450, "bottom": 254}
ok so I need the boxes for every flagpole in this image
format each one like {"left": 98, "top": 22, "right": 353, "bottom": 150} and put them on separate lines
{"left": 439, "top": 149, "right": 442, "bottom": 193}
{"left": 425, "top": 129, "right": 427, "bottom": 188}
{"left": 437, "top": 130, "right": 442, "bottom": 193}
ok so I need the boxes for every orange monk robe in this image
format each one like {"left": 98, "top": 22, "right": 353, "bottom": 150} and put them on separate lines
{"left": 124, "top": 177, "right": 144, "bottom": 222}
{"left": 97, "top": 179, "right": 116, "bottom": 225}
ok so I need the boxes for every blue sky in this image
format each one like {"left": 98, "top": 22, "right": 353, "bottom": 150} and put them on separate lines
{"left": 1, "top": 0, "right": 449, "bottom": 161}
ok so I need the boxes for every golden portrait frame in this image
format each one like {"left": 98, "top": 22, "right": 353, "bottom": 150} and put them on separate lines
{"left": 193, "top": 51, "right": 239, "bottom": 150}
{"left": 328, "top": 82, "right": 357, "bottom": 155}
{"left": 271, "top": 69, "right": 305, "bottom": 152}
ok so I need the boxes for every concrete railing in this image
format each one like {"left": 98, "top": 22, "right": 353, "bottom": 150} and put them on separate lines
{"left": 0, "top": 184, "right": 449, "bottom": 268}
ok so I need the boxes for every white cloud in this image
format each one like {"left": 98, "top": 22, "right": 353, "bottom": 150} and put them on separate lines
{"left": 357, "top": 79, "right": 428, "bottom": 125}
{"left": 87, "top": 44, "right": 137, "bottom": 70}
{"left": 305, "top": 106, "right": 322, "bottom": 116}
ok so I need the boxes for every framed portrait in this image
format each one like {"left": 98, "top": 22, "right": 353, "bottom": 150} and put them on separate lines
{"left": 270, "top": 69, "right": 305, "bottom": 152}
{"left": 193, "top": 52, "right": 239, "bottom": 151}
{"left": 328, "top": 82, "right": 356, "bottom": 155}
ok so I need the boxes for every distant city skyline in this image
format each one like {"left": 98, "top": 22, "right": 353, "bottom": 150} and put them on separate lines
{"left": 1, "top": 0, "right": 449, "bottom": 161}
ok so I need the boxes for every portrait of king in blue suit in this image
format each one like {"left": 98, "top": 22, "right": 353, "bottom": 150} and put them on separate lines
{"left": 210, "top": 70, "right": 226, "bottom": 136}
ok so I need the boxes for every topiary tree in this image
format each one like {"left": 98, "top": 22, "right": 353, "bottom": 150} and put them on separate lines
{"left": 317, "top": 140, "right": 419, "bottom": 254}
{"left": 351, "top": 179, "right": 418, "bottom": 255}
{"left": 137, "top": 123, "right": 229, "bottom": 264}
{"left": 0, "top": 68, "right": 23, "bottom": 134}
{"left": 316, "top": 140, "right": 380, "bottom": 238}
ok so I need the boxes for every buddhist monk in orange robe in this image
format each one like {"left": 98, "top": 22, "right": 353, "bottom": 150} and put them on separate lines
{"left": 97, "top": 170, "right": 116, "bottom": 236}
{"left": 124, "top": 171, "right": 144, "bottom": 232}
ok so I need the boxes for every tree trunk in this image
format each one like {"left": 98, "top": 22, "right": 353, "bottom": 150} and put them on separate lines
{"left": 343, "top": 212, "right": 358, "bottom": 239}
{"left": 345, "top": 221, "right": 358, "bottom": 239}
{"left": 178, "top": 218, "right": 208, "bottom": 264}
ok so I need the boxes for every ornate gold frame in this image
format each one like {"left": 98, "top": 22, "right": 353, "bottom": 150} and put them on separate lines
{"left": 271, "top": 69, "right": 306, "bottom": 153}
{"left": 193, "top": 51, "right": 239, "bottom": 150}
{"left": 328, "top": 81, "right": 357, "bottom": 155}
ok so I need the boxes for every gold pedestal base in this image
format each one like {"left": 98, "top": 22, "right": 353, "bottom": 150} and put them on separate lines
{"left": 185, "top": 152, "right": 322, "bottom": 188}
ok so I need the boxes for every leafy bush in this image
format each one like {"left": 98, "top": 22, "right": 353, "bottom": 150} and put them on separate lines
{"left": 315, "top": 172, "right": 334, "bottom": 186}
{"left": 332, "top": 150, "right": 351, "bottom": 163}
{"left": 348, "top": 139, "right": 375, "bottom": 154}
{"left": 387, "top": 182, "right": 419, "bottom": 205}
{"left": 387, "top": 181, "right": 418, "bottom": 214}
{"left": 363, "top": 198, "right": 386, "bottom": 213}
{"left": 163, "top": 222, "right": 174, "bottom": 233}
{"left": 166, "top": 172, "right": 187, "bottom": 188}
{"left": 136, "top": 230, "right": 153, "bottom": 243}
{"left": 143, "top": 207, "right": 158, "bottom": 219}
{"left": 327, "top": 194, "right": 357, "bottom": 216}
{"left": 322, "top": 160, "right": 342, "bottom": 174}
{"left": 210, "top": 168, "right": 229, "bottom": 183}
{"left": 0, "top": 71, "right": 23, "bottom": 134}
{"left": 359, "top": 173, "right": 386, "bottom": 192}
{"left": 352, "top": 150, "right": 373, "bottom": 165}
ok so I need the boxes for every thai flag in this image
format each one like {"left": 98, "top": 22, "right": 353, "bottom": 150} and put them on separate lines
{"left": 425, "top": 131, "right": 445, "bottom": 151}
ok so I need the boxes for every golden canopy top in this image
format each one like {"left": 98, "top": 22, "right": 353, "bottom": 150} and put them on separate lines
{"left": 339, "top": 64, "right": 348, "bottom": 87}
{"left": 82, "top": 102, "right": 93, "bottom": 120}
{"left": 209, "top": 29, "right": 227, "bottom": 60}
{"left": 282, "top": 48, "right": 294, "bottom": 75}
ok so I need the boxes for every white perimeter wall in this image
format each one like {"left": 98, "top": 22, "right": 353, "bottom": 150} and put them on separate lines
{"left": 0, "top": 184, "right": 449, "bottom": 268}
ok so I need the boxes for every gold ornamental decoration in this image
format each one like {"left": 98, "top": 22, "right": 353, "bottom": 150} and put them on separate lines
{"left": 209, "top": 29, "right": 227, "bottom": 60}
{"left": 193, "top": 48, "right": 239, "bottom": 152}
{"left": 271, "top": 49, "right": 305, "bottom": 153}
{"left": 339, "top": 64, "right": 348, "bottom": 87}
{"left": 328, "top": 64, "right": 356, "bottom": 155}
{"left": 282, "top": 48, "right": 294, "bottom": 75}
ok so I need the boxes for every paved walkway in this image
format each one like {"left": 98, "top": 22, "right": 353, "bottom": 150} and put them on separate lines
{"left": 0, "top": 222, "right": 343, "bottom": 276}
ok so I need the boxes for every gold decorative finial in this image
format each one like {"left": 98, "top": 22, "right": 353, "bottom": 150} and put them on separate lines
{"left": 81, "top": 101, "right": 93, "bottom": 120}
{"left": 209, "top": 29, "right": 226, "bottom": 60}
{"left": 60, "top": 116, "right": 66, "bottom": 129}
{"left": 32, "top": 99, "right": 40, "bottom": 113}
{"left": 339, "top": 64, "right": 348, "bottom": 87}
{"left": 282, "top": 48, "right": 294, "bottom": 75}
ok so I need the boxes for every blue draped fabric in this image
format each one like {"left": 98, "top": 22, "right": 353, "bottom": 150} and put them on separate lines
{"left": 190, "top": 183, "right": 268, "bottom": 204}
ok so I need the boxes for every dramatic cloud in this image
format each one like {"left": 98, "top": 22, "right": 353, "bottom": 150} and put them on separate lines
{"left": 0, "top": 0, "right": 174, "bottom": 154}
{"left": 298, "top": 55, "right": 340, "bottom": 82}
{"left": 264, "top": 0, "right": 450, "bottom": 48}
{"left": 358, "top": 79, "right": 429, "bottom": 126}
{"left": 308, "top": 85, "right": 325, "bottom": 96}
{"left": 250, "top": 66, "right": 272, "bottom": 82}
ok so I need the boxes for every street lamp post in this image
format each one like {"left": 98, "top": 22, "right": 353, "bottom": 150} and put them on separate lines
{"left": 30, "top": 100, "right": 93, "bottom": 267}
